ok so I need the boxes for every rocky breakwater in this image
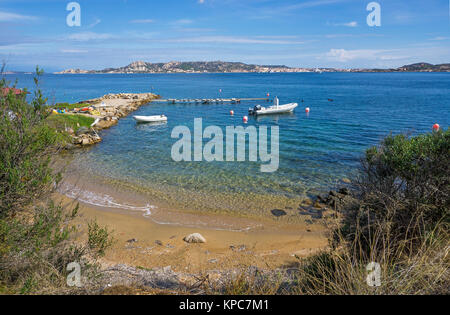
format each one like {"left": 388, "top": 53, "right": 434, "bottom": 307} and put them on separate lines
{"left": 72, "top": 93, "right": 160, "bottom": 146}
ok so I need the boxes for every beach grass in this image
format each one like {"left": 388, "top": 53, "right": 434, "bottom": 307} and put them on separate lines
{"left": 46, "top": 113, "right": 95, "bottom": 132}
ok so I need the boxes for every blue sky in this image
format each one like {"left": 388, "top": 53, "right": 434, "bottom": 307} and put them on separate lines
{"left": 1, "top": 0, "right": 449, "bottom": 71}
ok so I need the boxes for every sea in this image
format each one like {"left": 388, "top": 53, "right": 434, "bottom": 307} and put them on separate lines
{"left": 6, "top": 72, "right": 450, "bottom": 221}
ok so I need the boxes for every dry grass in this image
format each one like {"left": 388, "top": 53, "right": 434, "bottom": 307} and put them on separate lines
{"left": 292, "top": 223, "right": 449, "bottom": 295}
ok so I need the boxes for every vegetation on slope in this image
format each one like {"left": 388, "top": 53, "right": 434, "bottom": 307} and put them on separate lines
{"left": 46, "top": 113, "right": 95, "bottom": 133}
{"left": 0, "top": 67, "right": 113, "bottom": 294}
{"left": 52, "top": 102, "right": 92, "bottom": 111}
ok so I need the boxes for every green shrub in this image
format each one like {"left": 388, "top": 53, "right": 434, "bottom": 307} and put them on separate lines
{"left": 334, "top": 129, "right": 449, "bottom": 256}
{"left": 0, "top": 202, "right": 85, "bottom": 293}
{"left": 88, "top": 220, "right": 114, "bottom": 257}
{"left": 0, "top": 67, "right": 65, "bottom": 217}
{"left": 293, "top": 129, "right": 450, "bottom": 295}
{"left": 0, "top": 66, "right": 113, "bottom": 294}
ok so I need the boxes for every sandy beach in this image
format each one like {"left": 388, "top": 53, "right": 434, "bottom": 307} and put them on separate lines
{"left": 56, "top": 191, "right": 328, "bottom": 274}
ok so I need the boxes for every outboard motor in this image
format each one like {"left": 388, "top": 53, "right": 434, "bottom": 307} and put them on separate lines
{"left": 249, "top": 105, "right": 262, "bottom": 115}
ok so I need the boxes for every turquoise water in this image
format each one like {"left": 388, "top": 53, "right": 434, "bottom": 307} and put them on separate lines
{"left": 8, "top": 73, "right": 450, "bottom": 216}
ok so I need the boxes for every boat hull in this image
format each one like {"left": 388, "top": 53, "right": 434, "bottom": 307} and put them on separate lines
{"left": 251, "top": 103, "right": 298, "bottom": 115}
{"left": 133, "top": 115, "right": 167, "bottom": 123}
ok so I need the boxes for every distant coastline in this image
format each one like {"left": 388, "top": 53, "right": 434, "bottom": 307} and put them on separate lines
{"left": 52, "top": 61, "right": 450, "bottom": 74}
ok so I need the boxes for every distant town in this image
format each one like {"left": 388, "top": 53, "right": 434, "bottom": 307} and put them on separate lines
{"left": 54, "top": 61, "right": 450, "bottom": 74}
{"left": 4, "top": 61, "right": 450, "bottom": 75}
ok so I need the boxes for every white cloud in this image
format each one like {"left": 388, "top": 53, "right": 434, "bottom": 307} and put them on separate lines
{"left": 198, "top": 0, "right": 205, "bottom": 3}
{"left": 326, "top": 48, "right": 388, "bottom": 62}
{"left": 67, "top": 32, "right": 114, "bottom": 41}
{"left": 324, "top": 48, "right": 416, "bottom": 64}
{"left": 130, "top": 19, "right": 155, "bottom": 24}
{"left": 173, "top": 19, "right": 194, "bottom": 25}
{"left": 430, "top": 36, "right": 448, "bottom": 41}
{"left": 0, "top": 11, "right": 37, "bottom": 22}
{"left": 177, "top": 27, "right": 216, "bottom": 33}
{"left": 164, "top": 35, "right": 305, "bottom": 45}
{"left": 87, "top": 18, "right": 101, "bottom": 28}
{"left": 60, "top": 49, "right": 88, "bottom": 53}
{"left": 330, "top": 21, "right": 358, "bottom": 27}
{"left": 262, "top": 0, "right": 350, "bottom": 15}
{"left": 342, "top": 21, "right": 357, "bottom": 27}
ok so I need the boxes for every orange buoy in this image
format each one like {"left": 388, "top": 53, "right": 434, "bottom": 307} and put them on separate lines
{"left": 266, "top": 93, "right": 270, "bottom": 97}
{"left": 243, "top": 116, "right": 248, "bottom": 123}
{"left": 432, "top": 123, "right": 440, "bottom": 131}
{"left": 305, "top": 107, "right": 310, "bottom": 113}
{"left": 230, "top": 110, "right": 234, "bottom": 116}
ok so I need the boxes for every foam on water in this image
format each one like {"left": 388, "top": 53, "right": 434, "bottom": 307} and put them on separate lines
{"left": 61, "top": 184, "right": 156, "bottom": 217}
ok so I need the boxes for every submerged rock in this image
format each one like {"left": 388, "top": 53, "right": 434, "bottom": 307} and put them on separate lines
{"left": 183, "top": 233, "right": 206, "bottom": 244}
{"left": 301, "top": 198, "right": 313, "bottom": 206}
{"left": 271, "top": 209, "right": 287, "bottom": 217}
{"left": 313, "top": 201, "right": 323, "bottom": 209}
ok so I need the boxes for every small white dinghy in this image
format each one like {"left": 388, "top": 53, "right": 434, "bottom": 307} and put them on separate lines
{"left": 249, "top": 97, "right": 298, "bottom": 115}
{"left": 133, "top": 115, "right": 167, "bottom": 123}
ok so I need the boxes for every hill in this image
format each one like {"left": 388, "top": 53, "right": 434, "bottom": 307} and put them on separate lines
{"left": 55, "top": 61, "right": 450, "bottom": 74}
{"left": 397, "top": 63, "right": 450, "bottom": 72}
{"left": 56, "top": 61, "right": 294, "bottom": 74}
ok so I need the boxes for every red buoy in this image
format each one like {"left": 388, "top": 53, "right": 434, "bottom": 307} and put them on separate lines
{"left": 305, "top": 107, "right": 310, "bottom": 113}
{"left": 432, "top": 123, "right": 440, "bottom": 131}
{"left": 230, "top": 110, "right": 234, "bottom": 116}
{"left": 267, "top": 93, "right": 270, "bottom": 97}
{"left": 243, "top": 116, "right": 248, "bottom": 123}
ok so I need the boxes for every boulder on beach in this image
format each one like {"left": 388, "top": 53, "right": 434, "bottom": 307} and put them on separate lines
{"left": 183, "top": 233, "right": 206, "bottom": 244}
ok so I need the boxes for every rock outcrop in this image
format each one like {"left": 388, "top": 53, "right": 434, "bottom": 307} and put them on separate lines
{"left": 72, "top": 131, "right": 102, "bottom": 146}
{"left": 67, "top": 93, "right": 159, "bottom": 147}
{"left": 298, "top": 188, "right": 357, "bottom": 222}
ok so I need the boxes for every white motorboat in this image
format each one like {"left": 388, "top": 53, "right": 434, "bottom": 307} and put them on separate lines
{"left": 133, "top": 115, "right": 167, "bottom": 123}
{"left": 249, "top": 97, "right": 298, "bottom": 115}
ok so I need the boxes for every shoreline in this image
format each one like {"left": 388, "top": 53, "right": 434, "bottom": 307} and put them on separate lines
{"left": 55, "top": 191, "right": 328, "bottom": 273}
{"left": 58, "top": 170, "right": 330, "bottom": 233}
